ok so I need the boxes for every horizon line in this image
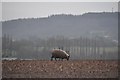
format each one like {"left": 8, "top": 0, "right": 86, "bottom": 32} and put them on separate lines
{"left": 2, "top": 11, "right": 118, "bottom": 22}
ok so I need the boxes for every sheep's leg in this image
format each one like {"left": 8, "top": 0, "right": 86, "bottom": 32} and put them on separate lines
{"left": 67, "top": 58, "right": 69, "bottom": 61}
{"left": 60, "top": 58, "right": 63, "bottom": 61}
{"left": 59, "top": 58, "right": 61, "bottom": 61}
{"left": 51, "top": 56, "right": 53, "bottom": 61}
{"left": 55, "top": 58, "right": 57, "bottom": 61}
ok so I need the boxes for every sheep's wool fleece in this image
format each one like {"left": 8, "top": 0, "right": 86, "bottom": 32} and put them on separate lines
{"left": 52, "top": 49, "right": 69, "bottom": 57}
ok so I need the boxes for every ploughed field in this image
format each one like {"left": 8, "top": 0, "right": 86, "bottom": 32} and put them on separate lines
{"left": 2, "top": 60, "right": 118, "bottom": 78}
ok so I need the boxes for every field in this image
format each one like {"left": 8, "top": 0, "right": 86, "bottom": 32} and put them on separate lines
{"left": 2, "top": 60, "right": 118, "bottom": 78}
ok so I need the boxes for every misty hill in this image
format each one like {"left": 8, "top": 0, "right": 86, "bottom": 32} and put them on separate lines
{"left": 2, "top": 12, "right": 118, "bottom": 40}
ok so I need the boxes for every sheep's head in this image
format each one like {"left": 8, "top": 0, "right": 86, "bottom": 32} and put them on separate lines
{"left": 66, "top": 51, "right": 70, "bottom": 60}
{"left": 67, "top": 55, "right": 70, "bottom": 60}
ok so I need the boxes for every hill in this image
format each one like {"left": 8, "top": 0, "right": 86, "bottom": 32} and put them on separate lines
{"left": 2, "top": 12, "right": 118, "bottom": 40}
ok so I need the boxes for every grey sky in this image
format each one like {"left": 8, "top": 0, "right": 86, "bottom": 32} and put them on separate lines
{"left": 0, "top": 2, "right": 2, "bottom": 21}
{"left": 0, "top": 2, "right": 2, "bottom": 37}
{"left": 2, "top": 2, "right": 118, "bottom": 21}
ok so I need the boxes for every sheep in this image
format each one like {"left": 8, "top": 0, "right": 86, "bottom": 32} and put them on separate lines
{"left": 51, "top": 49, "right": 70, "bottom": 61}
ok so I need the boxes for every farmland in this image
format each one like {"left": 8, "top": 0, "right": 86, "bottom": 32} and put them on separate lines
{"left": 2, "top": 60, "right": 118, "bottom": 78}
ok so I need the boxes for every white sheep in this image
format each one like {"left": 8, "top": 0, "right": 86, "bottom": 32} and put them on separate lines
{"left": 51, "top": 49, "right": 70, "bottom": 61}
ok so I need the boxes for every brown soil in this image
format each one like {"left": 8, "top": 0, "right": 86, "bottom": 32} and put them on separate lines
{"left": 2, "top": 60, "right": 118, "bottom": 78}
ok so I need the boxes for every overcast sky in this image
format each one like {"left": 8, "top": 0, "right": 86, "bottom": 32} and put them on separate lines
{"left": 2, "top": 2, "right": 118, "bottom": 21}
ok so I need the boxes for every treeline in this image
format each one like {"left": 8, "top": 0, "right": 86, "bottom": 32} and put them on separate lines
{"left": 2, "top": 34, "right": 118, "bottom": 60}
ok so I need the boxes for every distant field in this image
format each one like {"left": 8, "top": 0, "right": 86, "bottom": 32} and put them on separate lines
{"left": 2, "top": 60, "right": 118, "bottom": 78}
